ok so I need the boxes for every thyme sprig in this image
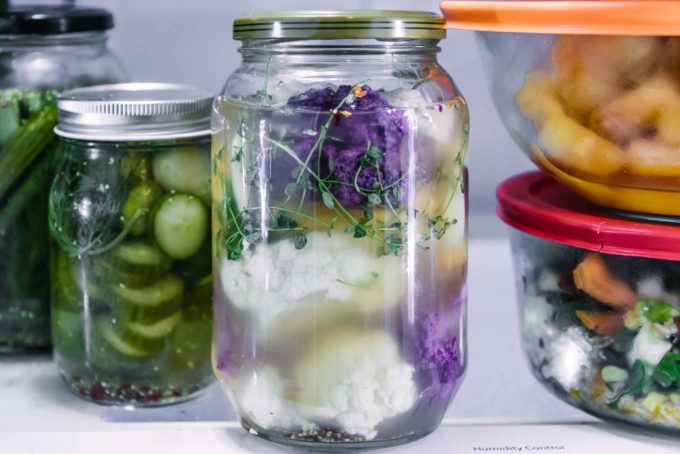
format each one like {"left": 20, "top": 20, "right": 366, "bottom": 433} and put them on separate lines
{"left": 221, "top": 84, "right": 466, "bottom": 260}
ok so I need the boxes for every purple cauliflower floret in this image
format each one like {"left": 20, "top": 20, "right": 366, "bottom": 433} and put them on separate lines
{"left": 415, "top": 312, "right": 463, "bottom": 402}
{"left": 287, "top": 86, "right": 336, "bottom": 110}
{"left": 286, "top": 85, "right": 407, "bottom": 207}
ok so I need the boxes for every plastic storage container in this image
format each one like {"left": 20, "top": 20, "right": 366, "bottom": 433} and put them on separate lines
{"left": 499, "top": 171, "right": 680, "bottom": 434}
{"left": 212, "top": 10, "right": 469, "bottom": 448}
{"left": 50, "top": 83, "right": 214, "bottom": 405}
{"left": 0, "top": 5, "right": 126, "bottom": 352}
{"left": 442, "top": 0, "right": 680, "bottom": 217}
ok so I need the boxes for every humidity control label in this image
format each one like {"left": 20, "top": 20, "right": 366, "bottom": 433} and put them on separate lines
{"left": 385, "top": 423, "right": 680, "bottom": 454}
{"left": 471, "top": 446, "right": 565, "bottom": 452}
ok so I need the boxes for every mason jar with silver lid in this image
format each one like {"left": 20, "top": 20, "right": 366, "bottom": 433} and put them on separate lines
{"left": 50, "top": 83, "right": 214, "bottom": 406}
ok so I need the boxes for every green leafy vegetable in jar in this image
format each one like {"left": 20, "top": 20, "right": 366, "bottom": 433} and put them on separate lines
{"left": 0, "top": 89, "right": 57, "bottom": 352}
{"left": 0, "top": 4, "right": 127, "bottom": 353}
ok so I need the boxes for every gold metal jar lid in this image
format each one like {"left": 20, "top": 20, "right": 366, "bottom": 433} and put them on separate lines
{"left": 233, "top": 10, "right": 446, "bottom": 40}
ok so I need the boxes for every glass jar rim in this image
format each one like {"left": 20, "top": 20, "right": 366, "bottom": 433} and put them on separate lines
{"left": 233, "top": 10, "right": 446, "bottom": 41}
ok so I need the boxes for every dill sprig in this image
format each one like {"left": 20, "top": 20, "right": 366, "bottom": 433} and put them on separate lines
{"left": 48, "top": 152, "right": 142, "bottom": 257}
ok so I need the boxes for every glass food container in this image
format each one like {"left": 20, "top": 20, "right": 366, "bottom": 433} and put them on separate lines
{"left": 50, "top": 83, "right": 214, "bottom": 405}
{"left": 442, "top": 0, "right": 680, "bottom": 217}
{"left": 499, "top": 171, "right": 680, "bottom": 434}
{"left": 212, "top": 10, "right": 469, "bottom": 449}
{"left": 0, "top": 5, "right": 126, "bottom": 352}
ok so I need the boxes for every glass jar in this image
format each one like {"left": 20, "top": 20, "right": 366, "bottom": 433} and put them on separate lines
{"left": 499, "top": 171, "right": 680, "bottom": 434}
{"left": 0, "top": 5, "right": 126, "bottom": 352}
{"left": 212, "top": 11, "right": 469, "bottom": 448}
{"left": 50, "top": 83, "right": 214, "bottom": 406}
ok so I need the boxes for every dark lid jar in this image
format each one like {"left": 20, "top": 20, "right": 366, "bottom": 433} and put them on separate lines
{"left": 498, "top": 171, "right": 680, "bottom": 434}
{"left": 50, "top": 83, "right": 214, "bottom": 406}
{"left": 0, "top": 5, "right": 126, "bottom": 353}
{"left": 0, "top": 5, "right": 126, "bottom": 89}
{"left": 212, "top": 10, "right": 469, "bottom": 448}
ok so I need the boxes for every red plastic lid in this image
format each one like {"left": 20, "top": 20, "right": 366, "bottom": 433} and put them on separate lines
{"left": 497, "top": 172, "right": 680, "bottom": 261}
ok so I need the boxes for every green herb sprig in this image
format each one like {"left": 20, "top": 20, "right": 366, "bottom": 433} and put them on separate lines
{"left": 219, "top": 83, "right": 467, "bottom": 260}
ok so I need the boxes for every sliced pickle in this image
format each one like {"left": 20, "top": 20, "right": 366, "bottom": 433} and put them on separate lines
{"left": 95, "top": 241, "right": 172, "bottom": 288}
{"left": 126, "top": 311, "right": 182, "bottom": 339}
{"left": 152, "top": 193, "right": 209, "bottom": 260}
{"left": 122, "top": 181, "right": 163, "bottom": 237}
{"left": 112, "top": 274, "right": 184, "bottom": 323}
{"left": 113, "top": 273, "right": 183, "bottom": 306}
{"left": 114, "top": 294, "right": 182, "bottom": 324}
{"left": 100, "top": 319, "right": 164, "bottom": 358}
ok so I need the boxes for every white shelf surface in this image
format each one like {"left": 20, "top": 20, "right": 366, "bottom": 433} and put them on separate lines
{"left": 1, "top": 237, "right": 680, "bottom": 453}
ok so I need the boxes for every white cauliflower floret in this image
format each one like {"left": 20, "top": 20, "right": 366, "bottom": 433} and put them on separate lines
{"left": 540, "top": 326, "right": 593, "bottom": 392}
{"left": 235, "top": 367, "right": 311, "bottom": 431}
{"left": 637, "top": 276, "right": 680, "bottom": 306}
{"left": 523, "top": 295, "right": 559, "bottom": 365}
{"left": 383, "top": 86, "right": 465, "bottom": 146}
{"left": 268, "top": 79, "right": 310, "bottom": 106}
{"left": 535, "top": 270, "right": 561, "bottom": 294}
{"left": 627, "top": 324, "right": 673, "bottom": 367}
{"left": 293, "top": 328, "right": 416, "bottom": 440}
{"left": 220, "top": 232, "right": 403, "bottom": 328}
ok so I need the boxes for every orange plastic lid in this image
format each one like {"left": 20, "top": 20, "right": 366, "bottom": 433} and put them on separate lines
{"left": 440, "top": 1, "right": 680, "bottom": 35}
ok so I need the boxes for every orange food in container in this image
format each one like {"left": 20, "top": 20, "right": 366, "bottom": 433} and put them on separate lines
{"left": 442, "top": 0, "right": 680, "bottom": 216}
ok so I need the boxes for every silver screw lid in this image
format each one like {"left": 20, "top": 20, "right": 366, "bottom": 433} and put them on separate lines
{"left": 55, "top": 83, "right": 215, "bottom": 141}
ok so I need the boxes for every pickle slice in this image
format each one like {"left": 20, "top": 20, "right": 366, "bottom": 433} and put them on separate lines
{"left": 95, "top": 241, "right": 172, "bottom": 288}
{"left": 126, "top": 311, "right": 182, "bottom": 339}
{"left": 100, "top": 319, "right": 165, "bottom": 358}
{"left": 112, "top": 274, "right": 184, "bottom": 323}
{"left": 153, "top": 194, "right": 209, "bottom": 260}
{"left": 122, "top": 181, "right": 163, "bottom": 237}
{"left": 113, "top": 273, "right": 183, "bottom": 306}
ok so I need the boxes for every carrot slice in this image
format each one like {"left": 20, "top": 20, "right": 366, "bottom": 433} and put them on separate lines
{"left": 591, "top": 367, "right": 607, "bottom": 400}
{"left": 576, "top": 310, "right": 625, "bottom": 336}
{"left": 573, "top": 254, "right": 637, "bottom": 309}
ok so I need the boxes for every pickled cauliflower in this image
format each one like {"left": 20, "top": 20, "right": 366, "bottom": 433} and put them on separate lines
{"left": 294, "top": 327, "right": 416, "bottom": 440}
{"left": 220, "top": 231, "right": 403, "bottom": 328}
